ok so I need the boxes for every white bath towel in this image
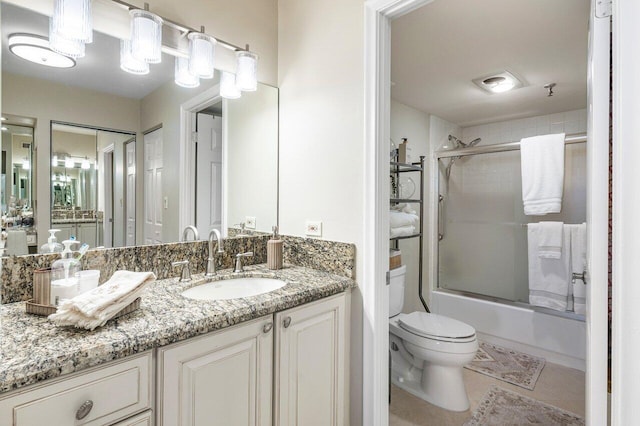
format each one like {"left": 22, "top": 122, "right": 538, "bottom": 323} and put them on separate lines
{"left": 390, "top": 225, "right": 416, "bottom": 238}
{"left": 537, "top": 221, "right": 564, "bottom": 259}
{"left": 391, "top": 203, "right": 417, "bottom": 215}
{"left": 527, "top": 223, "right": 571, "bottom": 311}
{"left": 570, "top": 223, "right": 587, "bottom": 315}
{"left": 390, "top": 210, "right": 420, "bottom": 229}
{"left": 520, "top": 133, "right": 565, "bottom": 215}
{"left": 49, "top": 270, "right": 156, "bottom": 330}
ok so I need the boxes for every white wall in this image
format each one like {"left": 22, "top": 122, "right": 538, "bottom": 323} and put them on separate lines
{"left": 278, "top": 0, "right": 364, "bottom": 423}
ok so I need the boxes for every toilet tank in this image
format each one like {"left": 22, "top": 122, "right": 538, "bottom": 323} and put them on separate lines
{"left": 389, "top": 265, "right": 406, "bottom": 317}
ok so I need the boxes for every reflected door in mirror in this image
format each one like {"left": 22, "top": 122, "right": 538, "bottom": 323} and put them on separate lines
{"left": 144, "top": 128, "right": 163, "bottom": 244}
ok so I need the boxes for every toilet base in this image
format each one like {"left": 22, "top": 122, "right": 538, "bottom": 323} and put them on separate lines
{"left": 390, "top": 363, "right": 470, "bottom": 412}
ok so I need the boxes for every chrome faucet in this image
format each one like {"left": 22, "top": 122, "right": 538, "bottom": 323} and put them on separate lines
{"left": 182, "top": 225, "right": 199, "bottom": 242}
{"left": 172, "top": 260, "right": 191, "bottom": 282}
{"left": 234, "top": 251, "right": 254, "bottom": 273}
{"left": 206, "top": 229, "right": 224, "bottom": 277}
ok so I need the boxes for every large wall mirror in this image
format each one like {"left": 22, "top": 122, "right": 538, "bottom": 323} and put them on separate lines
{"left": 0, "top": 0, "right": 279, "bottom": 254}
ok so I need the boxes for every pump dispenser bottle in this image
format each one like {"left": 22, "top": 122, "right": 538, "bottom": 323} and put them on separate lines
{"left": 50, "top": 240, "right": 81, "bottom": 306}
{"left": 267, "top": 226, "right": 283, "bottom": 270}
{"left": 40, "top": 229, "right": 64, "bottom": 254}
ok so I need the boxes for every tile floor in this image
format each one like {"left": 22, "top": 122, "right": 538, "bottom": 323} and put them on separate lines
{"left": 389, "top": 361, "right": 585, "bottom": 425}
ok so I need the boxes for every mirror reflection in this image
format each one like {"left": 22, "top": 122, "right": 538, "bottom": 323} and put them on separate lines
{"left": 0, "top": 1, "right": 278, "bottom": 254}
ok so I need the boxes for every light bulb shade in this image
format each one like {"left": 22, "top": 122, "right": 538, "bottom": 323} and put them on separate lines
{"left": 49, "top": 18, "right": 85, "bottom": 59}
{"left": 52, "top": 0, "right": 92, "bottom": 43}
{"left": 81, "top": 159, "right": 90, "bottom": 169}
{"left": 120, "top": 39, "right": 149, "bottom": 75}
{"left": 220, "top": 71, "right": 241, "bottom": 99}
{"left": 235, "top": 51, "right": 258, "bottom": 91}
{"left": 130, "top": 9, "right": 163, "bottom": 64}
{"left": 22, "top": 159, "right": 30, "bottom": 170}
{"left": 188, "top": 33, "right": 216, "bottom": 79}
{"left": 52, "top": 155, "right": 58, "bottom": 167}
{"left": 175, "top": 57, "right": 200, "bottom": 88}
{"left": 65, "top": 157, "right": 74, "bottom": 168}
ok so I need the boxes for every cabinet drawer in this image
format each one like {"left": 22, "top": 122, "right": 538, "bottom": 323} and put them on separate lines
{"left": 111, "top": 410, "right": 153, "bottom": 426}
{"left": 0, "top": 352, "right": 152, "bottom": 426}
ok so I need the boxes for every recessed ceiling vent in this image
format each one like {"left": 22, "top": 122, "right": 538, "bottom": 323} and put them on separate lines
{"left": 473, "top": 71, "right": 523, "bottom": 94}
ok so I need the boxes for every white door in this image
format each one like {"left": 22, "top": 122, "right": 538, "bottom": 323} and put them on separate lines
{"left": 125, "top": 139, "right": 136, "bottom": 246}
{"left": 144, "top": 128, "right": 163, "bottom": 245}
{"left": 274, "top": 293, "right": 347, "bottom": 426}
{"left": 195, "top": 113, "right": 223, "bottom": 238}
{"left": 103, "top": 149, "right": 114, "bottom": 248}
{"left": 157, "top": 316, "right": 273, "bottom": 426}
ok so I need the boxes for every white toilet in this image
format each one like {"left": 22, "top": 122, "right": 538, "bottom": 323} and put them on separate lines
{"left": 389, "top": 265, "right": 478, "bottom": 411}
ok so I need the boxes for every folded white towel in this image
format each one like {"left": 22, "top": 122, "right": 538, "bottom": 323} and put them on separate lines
{"left": 520, "top": 133, "right": 565, "bottom": 215}
{"left": 528, "top": 223, "right": 571, "bottom": 311}
{"left": 390, "top": 225, "right": 415, "bottom": 238}
{"left": 49, "top": 270, "right": 156, "bottom": 330}
{"left": 390, "top": 211, "right": 419, "bottom": 229}
{"left": 570, "top": 223, "right": 587, "bottom": 315}
{"left": 391, "top": 203, "right": 417, "bottom": 215}
{"left": 537, "top": 221, "right": 564, "bottom": 259}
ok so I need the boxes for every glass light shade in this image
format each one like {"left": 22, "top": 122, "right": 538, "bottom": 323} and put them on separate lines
{"left": 52, "top": 0, "right": 92, "bottom": 43}
{"left": 188, "top": 33, "right": 216, "bottom": 79}
{"left": 81, "top": 159, "right": 90, "bottom": 170}
{"left": 22, "top": 159, "right": 30, "bottom": 170}
{"left": 65, "top": 157, "right": 74, "bottom": 168}
{"left": 8, "top": 34, "right": 75, "bottom": 68}
{"left": 235, "top": 51, "right": 258, "bottom": 91}
{"left": 52, "top": 155, "right": 58, "bottom": 167}
{"left": 130, "top": 9, "right": 163, "bottom": 64}
{"left": 120, "top": 39, "right": 149, "bottom": 75}
{"left": 220, "top": 71, "right": 241, "bottom": 99}
{"left": 49, "top": 19, "right": 85, "bottom": 59}
{"left": 175, "top": 57, "right": 199, "bottom": 88}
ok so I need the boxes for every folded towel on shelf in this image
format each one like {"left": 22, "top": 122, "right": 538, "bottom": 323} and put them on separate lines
{"left": 391, "top": 203, "right": 417, "bottom": 215}
{"left": 537, "top": 221, "right": 564, "bottom": 259}
{"left": 390, "top": 225, "right": 416, "bottom": 238}
{"left": 390, "top": 210, "right": 420, "bottom": 229}
{"left": 527, "top": 223, "right": 571, "bottom": 311}
{"left": 49, "top": 270, "right": 156, "bottom": 330}
{"left": 520, "top": 133, "right": 565, "bottom": 215}
{"left": 570, "top": 223, "right": 587, "bottom": 315}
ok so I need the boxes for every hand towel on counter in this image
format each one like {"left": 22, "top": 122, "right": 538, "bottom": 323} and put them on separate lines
{"left": 520, "top": 133, "right": 565, "bottom": 215}
{"left": 390, "top": 225, "right": 416, "bottom": 238}
{"left": 537, "top": 221, "right": 564, "bottom": 259}
{"left": 527, "top": 223, "right": 571, "bottom": 311}
{"left": 49, "top": 271, "right": 156, "bottom": 330}
{"left": 570, "top": 223, "right": 587, "bottom": 315}
{"left": 390, "top": 210, "right": 420, "bottom": 229}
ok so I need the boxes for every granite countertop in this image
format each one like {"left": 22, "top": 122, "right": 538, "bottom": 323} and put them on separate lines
{"left": 51, "top": 218, "right": 103, "bottom": 224}
{"left": 0, "top": 264, "right": 355, "bottom": 394}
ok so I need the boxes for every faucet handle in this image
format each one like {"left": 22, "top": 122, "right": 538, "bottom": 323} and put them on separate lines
{"left": 172, "top": 260, "right": 192, "bottom": 282}
{"left": 234, "top": 251, "right": 254, "bottom": 273}
{"left": 236, "top": 251, "right": 254, "bottom": 258}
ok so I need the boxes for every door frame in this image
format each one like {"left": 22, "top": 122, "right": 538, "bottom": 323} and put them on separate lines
{"left": 363, "top": 0, "right": 609, "bottom": 424}
{"left": 123, "top": 137, "right": 136, "bottom": 246}
{"left": 102, "top": 145, "right": 115, "bottom": 248}
{"left": 178, "top": 85, "right": 223, "bottom": 239}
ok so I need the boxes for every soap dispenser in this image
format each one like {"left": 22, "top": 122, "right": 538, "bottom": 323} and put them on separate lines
{"left": 50, "top": 240, "right": 81, "bottom": 306}
{"left": 267, "top": 226, "right": 283, "bottom": 270}
{"left": 40, "top": 229, "right": 64, "bottom": 254}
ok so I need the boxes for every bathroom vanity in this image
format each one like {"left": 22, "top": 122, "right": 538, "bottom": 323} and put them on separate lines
{"left": 0, "top": 263, "right": 354, "bottom": 425}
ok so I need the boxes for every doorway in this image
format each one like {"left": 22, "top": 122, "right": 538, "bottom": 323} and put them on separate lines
{"left": 143, "top": 127, "right": 163, "bottom": 245}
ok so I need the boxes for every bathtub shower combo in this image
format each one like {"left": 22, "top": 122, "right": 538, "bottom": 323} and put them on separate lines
{"left": 432, "top": 132, "right": 588, "bottom": 370}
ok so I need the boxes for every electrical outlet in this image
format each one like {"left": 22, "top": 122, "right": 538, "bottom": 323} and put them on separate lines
{"left": 245, "top": 216, "right": 256, "bottom": 229}
{"left": 305, "top": 221, "right": 322, "bottom": 237}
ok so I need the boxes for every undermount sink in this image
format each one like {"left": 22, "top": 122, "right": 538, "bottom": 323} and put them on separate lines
{"left": 181, "top": 277, "right": 286, "bottom": 301}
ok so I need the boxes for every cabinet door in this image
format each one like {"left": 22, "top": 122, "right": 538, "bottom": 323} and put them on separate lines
{"left": 55, "top": 224, "right": 75, "bottom": 242}
{"left": 157, "top": 316, "right": 273, "bottom": 426}
{"left": 274, "top": 293, "right": 347, "bottom": 426}
{"left": 77, "top": 223, "right": 97, "bottom": 248}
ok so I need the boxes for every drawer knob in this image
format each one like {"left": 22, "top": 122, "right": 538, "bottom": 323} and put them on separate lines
{"left": 76, "top": 400, "right": 94, "bottom": 420}
{"left": 263, "top": 322, "right": 273, "bottom": 333}
{"left": 283, "top": 316, "right": 292, "bottom": 328}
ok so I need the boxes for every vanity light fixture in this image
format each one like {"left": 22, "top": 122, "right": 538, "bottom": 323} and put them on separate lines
{"left": 120, "top": 39, "right": 150, "bottom": 75}
{"left": 52, "top": 155, "right": 58, "bottom": 166}
{"left": 22, "top": 158, "right": 30, "bottom": 170}
{"left": 188, "top": 28, "right": 216, "bottom": 79}
{"left": 51, "top": 0, "right": 93, "bottom": 43}
{"left": 65, "top": 157, "right": 75, "bottom": 168}
{"left": 1, "top": 117, "right": 7, "bottom": 121}
{"left": 8, "top": 34, "right": 76, "bottom": 69}
{"left": 1, "top": 127, "right": 8, "bottom": 132}
{"left": 81, "top": 158, "right": 91, "bottom": 170}
{"left": 130, "top": 6, "right": 163, "bottom": 64}
{"left": 49, "top": 19, "right": 85, "bottom": 59}
{"left": 175, "top": 56, "right": 200, "bottom": 88}
{"left": 235, "top": 50, "right": 258, "bottom": 91}
{"left": 220, "top": 71, "right": 241, "bottom": 99}
{"left": 472, "top": 71, "right": 523, "bottom": 94}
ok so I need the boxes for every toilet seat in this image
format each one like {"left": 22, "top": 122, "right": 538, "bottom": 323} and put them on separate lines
{"left": 398, "top": 312, "right": 476, "bottom": 341}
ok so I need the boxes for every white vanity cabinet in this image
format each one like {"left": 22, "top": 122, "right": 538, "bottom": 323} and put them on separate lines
{"left": 0, "top": 351, "right": 153, "bottom": 426}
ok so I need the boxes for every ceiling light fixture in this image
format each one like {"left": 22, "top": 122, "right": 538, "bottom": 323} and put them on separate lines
{"left": 220, "top": 71, "right": 241, "bottom": 99}
{"left": 81, "top": 158, "right": 91, "bottom": 170}
{"left": 1, "top": 117, "right": 7, "bottom": 121}
{"left": 473, "top": 71, "right": 523, "bottom": 94}
{"left": 1, "top": 127, "right": 8, "bottom": 131}
{"left": 65, "top": 157, "right": 75, "bottom": 168}
{"left": 8, "top": 34, "right": 76, "bottom": 68}
{"left": 235, "top": 50, "right": 258, "bottom": 92}
{"left": 188, "top": 29, "right": 216, "bottom": 79}
{"left": 130, "top": 8, "right": 163, "bottom": 64}
{"left": 120, "top": 39, "right": 150, "bottom": 75}
{"left": 51, "top": 0, "right": 92, "bottom": 43}
{"left": 175, "top": 57, "right": 200, "bottom": 88}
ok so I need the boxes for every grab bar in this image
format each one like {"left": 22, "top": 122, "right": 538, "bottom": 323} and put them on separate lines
{"left": 438, "top": 194, "right": 444, "bottom": 241}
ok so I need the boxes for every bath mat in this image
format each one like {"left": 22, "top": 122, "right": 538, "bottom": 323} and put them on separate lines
{"left": 464, "top": 385, "right": 584, "bottom": 426}
{"left": 465, "top": 341, "right": 545, "bottom": 390}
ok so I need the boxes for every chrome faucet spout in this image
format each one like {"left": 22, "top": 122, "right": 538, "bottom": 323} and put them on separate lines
{"left": 206, "top": 229, "right": 224, "bottom": 277}
{"left": 182, "top": 225, "right": 199, "bottom": 242}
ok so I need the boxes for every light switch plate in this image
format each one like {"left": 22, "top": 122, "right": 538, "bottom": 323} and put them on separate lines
{"left": 245, "top": 216, "right": 256, "bottom": 229}
{"left": 305, "top": 221, "right": 322, "bottom": 237}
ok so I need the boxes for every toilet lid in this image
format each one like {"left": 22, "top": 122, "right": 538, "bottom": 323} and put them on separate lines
{"left": 398, "top": 312, "right": 475, "bottom": 339}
